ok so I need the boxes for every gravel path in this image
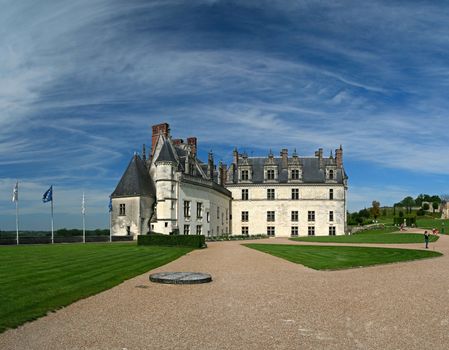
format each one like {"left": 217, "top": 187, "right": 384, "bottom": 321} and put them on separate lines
{"left": 1, "top": 235, "right": 449, "bottom": 350}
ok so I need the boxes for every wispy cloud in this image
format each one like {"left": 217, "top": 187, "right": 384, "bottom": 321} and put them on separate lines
{"left": 1, "top": 0, "right": 449, "bottom": 228}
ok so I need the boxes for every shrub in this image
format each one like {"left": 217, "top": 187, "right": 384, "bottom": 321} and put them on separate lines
{"left": 394, "top": 216, "right": 416, "bottom": 226}
{"left": 137, "top": 234, "right": 205, "bottom": 248}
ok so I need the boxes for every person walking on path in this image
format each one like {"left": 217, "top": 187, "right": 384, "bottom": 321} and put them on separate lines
{"left": 424, "top": 230, "right": 430, "bottom": 249}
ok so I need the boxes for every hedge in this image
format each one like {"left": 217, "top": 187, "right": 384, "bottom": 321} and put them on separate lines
{"left": 137, "top": 234, "right": 206, "bottom": 248}
{"left": 394, "top": 216, "right": 416, "bottom": 226}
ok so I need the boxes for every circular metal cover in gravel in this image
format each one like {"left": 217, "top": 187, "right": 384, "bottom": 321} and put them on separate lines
{"left": 149, "top": 272, "right": 212, "bottom": 284}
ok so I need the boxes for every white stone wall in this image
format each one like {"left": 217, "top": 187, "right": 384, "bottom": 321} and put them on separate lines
{"left": 178, "top": 181, "right": 231, "bottom": 236}
{"left": 111, "top": 196, "right": 154, "bottom": 238}
{"left": 227, "top": 184, "right": 346, "bottom": 237}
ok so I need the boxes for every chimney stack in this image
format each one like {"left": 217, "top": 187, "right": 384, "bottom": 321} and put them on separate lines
{"left": 280, "top": 149, "right": 288, "bottom": 169}
{"left": 207, "top": 151, "right": 214, "bottom": 180}
{"left": 335, "top": 145, "right": 343, "bottom": 168}
{"left": 217, "top": 161, "right": 226, "bottom": 186}
{"left": 187, "top": 137, "right": 197, "bottom": 157}
{"left": 315, "top": 148, "right": 324, "bottom": 168}
{"left": 151, "top": 123, "right": 170, "bottom": 155}
{"left": 172, "top": 138, "right": 183, "bottom": 146}
{"left": 232, "top": 147, "right": 238, "bottom": 164}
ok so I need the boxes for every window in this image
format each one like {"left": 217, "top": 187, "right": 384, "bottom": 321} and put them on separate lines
{"left": 217, "top": 226, "right": 219, "bottom": 235}
{"left": 329, "top": 189, "right": 334, "bottom": 200}
{"left": 119, "top": 204, "right": 126, "bottom": 216}
{"left": 197, "top": 202, "right": 203, "bottom": 218}
{"left": 329, "top": 226, "right": 336, "bottom": 236}
{"left": 267, "top": 211, "right": 275, "bottom": 222}
{"left": 206, "top": 212, "right": 210, "bottom": 223}
{"left": 291, "top": 226, "right": 298, "bottom": 236}
{"left": 291, "top": 211, "right": 298, "bottom": 222}
{"left": 291, "top": 188, "right": 299, "bottom": 200}
{"left": 329, "top": 211, "right": 334, "bottom": 222}
{"left": 217, "top": 207, "right": 220, "bottom": 219}
{"left": 184, "top": 201, "right": 191, "bottom": 218}
{"left": 291, "top": 169, "right": 300, "bottom": 180}
{"left": 242, "top": 226, "right": 249, "bottom": 235}
{"left": 308, "top": 211, "right": 315, "bottom": 222}
{"left": 308, "top": 226, "right": 315, "bottom": 236}
{"left": 165, "top": 222, "right": 168, "bottom": 227}
{"left": 171, "top": 200, "right": 175, "bottom": 210}
{"left": 171, "top": 184, "right": 175, "bottom": 193}
{"left": 222, "top": 212, "right": 224, "bottom": 225}
{"left": 329, "top": 169, "right": 334, "bottom": 180}
{"left": 267, "top": 226, "right": 275, "bottom": 236}
{"left": 242, "top": 211, "right": 249, "bottom": 222}
{"left": 196, "top": 225, "right": 202, "bottom": 235}
{"left": 241, "top": 170, "right": 249, "bottom": 181}
{"left": 267, "top": 169, "right": 275, "bottom": 180}
{"left": 184, "top": 224, "right": 190, "bottom": 235}
{"left": 226, "top": 209, "right": 228, "bottom": 222}
{"left": 267, "top": 188, "right": 275, "bottom": 200}
{"left": 242, "top": 189, "right": 249, "bottom": 200}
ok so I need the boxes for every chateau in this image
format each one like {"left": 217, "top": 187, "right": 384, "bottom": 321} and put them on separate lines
{"left": 111, "top": 123, "right": 348, "bottom": 238}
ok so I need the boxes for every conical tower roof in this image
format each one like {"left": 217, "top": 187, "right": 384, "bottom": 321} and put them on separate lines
{"left": 111, "top": 154, "right": 155, "bottom": 197}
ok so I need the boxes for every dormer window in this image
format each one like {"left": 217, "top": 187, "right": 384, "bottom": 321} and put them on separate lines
{"left": 267, "top": 169, "right": 275, "bottom": 180}
{"left": 329, "top": 170, "right": 334, "bottom": 180}
{"left": 241, "top": 170, "right": 249, "bottom": 181}
{"left": 292, "top": 169, "right": 300, "bottom": 180}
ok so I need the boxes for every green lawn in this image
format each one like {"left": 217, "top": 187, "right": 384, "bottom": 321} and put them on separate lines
{"left": 417, "top": 218, "right": 449, "bottom": 233}
{"left": 290, "top": 232, "right": 439, "bottom": 244}
{"left": 245, "top": 244, "right": 442, "bottom": 270}
{"left": 0, "top": 243, "right": 192, "bottom": 333}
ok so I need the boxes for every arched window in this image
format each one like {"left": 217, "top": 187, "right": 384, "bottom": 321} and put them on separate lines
{"left": 329, "top": 169, "right": 334, "bottom": 180}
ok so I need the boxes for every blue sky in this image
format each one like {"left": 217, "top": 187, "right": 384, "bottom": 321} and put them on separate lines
{"left": 1, "top": 0, "right": 448, "bottom": 230}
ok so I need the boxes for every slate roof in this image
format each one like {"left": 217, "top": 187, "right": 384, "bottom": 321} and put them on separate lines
{"left": 111, "top": 154, "right": 156, "bottom": 197}
{"left": 156, "top": 140, "right": 177, "bottom": 163}
{"left": 235, "top": 156, "right": 345, "bottom": 184}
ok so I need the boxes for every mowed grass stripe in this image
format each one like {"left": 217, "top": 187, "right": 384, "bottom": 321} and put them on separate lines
{"left": 244, "top": 244, "right": 442, "bottom": 270}
{"left": 291, "top": 233, "right": 439, "bottom": 244}
{"left": 0, "top": 243, "right": 193, "bottom": 333}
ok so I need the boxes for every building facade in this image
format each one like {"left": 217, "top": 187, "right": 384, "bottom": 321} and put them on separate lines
{"left": 111, "top": 123, "right": 232, "bottom": 237}
{"left": 111, "top": 122, "right": 348, "bottom": 238}
{"left": 225, "top": 148, "right": 347, "bottom": 237}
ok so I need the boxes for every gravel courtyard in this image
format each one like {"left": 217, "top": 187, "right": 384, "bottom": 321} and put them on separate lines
{"left": 1, "top": 235, "right": 448, "bottom": 350}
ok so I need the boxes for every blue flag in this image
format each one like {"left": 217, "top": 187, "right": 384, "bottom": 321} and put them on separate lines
{"left": 43, "top": 186, "right": 53, "bottom": 203}
{"left": 108, "top": 197, "right": 113, "bottom": 212}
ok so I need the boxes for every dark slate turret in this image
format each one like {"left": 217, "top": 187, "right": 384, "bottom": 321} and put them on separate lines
{"left": 156, "top": 140, "right": 177, "bottom": 163}
{"left": 111, "top": 154, "right": 155, "bottom": 197}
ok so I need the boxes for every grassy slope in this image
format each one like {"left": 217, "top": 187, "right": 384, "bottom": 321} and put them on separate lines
{"left": 245, "top": 244, "right": 442, "bottom": 270}
{"left": 0, "top": 243, "right": 192, "bottom": 333}
{"left": 416, "top": 218, "right": 449, "bottom": 232}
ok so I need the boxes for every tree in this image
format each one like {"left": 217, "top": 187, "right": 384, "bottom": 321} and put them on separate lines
{"left": 358, "top": 208, "right": 370, "bottom": 219}
{"left": 401, "top": 196, "right": 415, "bottom": 214}
{"left": 432, "top": 201, "right": 439, "bottom": 213}
{"left": 370, "top": 200, "right": 380, "bottom": 220}
{"left": 422, "top": 202, "right": 430, "bottom": 211}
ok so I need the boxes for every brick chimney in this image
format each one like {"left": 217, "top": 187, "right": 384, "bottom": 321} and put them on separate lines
{"left": 172, "top": 138, "right": 183, "bottom": 146}
{"left": 280, "top": 148, "right": 288, "bottom": 169}
{"left": 335, "top": 145, "right": 343, "bottom": 168}
{"left": 187, "top": 137, "right": 197, "bottom": 157}
{"left": 151, "top": 123, "right": 170, "bottom": 155}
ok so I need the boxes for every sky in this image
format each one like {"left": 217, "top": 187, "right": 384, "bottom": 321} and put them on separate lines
{"left": 1, "top": 0, "right": 449, "bottom": 230}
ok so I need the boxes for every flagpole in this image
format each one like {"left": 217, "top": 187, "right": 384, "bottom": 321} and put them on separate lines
{"left": 16, "top": 199, "right": 19, "bottom": 245}
{"left": 51, "top": 190, "right": 54, "bottom": 244}
{"left": 82, "top": 193, "right": 86, "bottom": 244}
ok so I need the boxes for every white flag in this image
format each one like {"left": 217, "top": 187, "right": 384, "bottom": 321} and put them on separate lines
{"left": 82, "top": 192, "right": 85, "bottom": 215}
{"left": 12, "top": 181, "right": 18, "bottom": 202}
